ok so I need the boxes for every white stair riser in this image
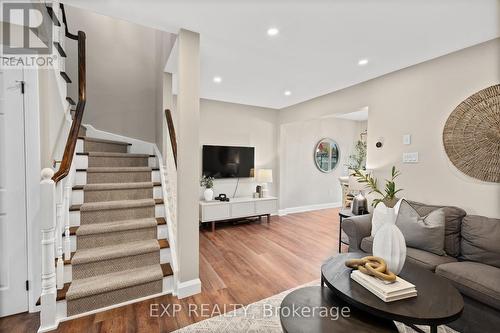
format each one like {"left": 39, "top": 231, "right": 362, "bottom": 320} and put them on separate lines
{"left": 69, "top": 204, "right": 164, "bottom": 226}
{"left": 67, "top": 225, "right": 168, "bottom": 251}
{"left": 71, "top": 186, "right": 162, "bottom": 205}
{"left": 76, "top": 139, "right": 84, "bottom": 154}
{"left": 74, "top": 156, "right": 157, "bottom": 169}
{"left": 62, "top": 247, "right": 171, "bottom": 283}
{"left": 74, "top": 170, "right": 161, "bottom": 186}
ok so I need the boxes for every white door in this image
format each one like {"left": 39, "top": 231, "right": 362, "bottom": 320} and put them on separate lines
{"left": 0, "top": 65, "right": 29, "bottom": 316}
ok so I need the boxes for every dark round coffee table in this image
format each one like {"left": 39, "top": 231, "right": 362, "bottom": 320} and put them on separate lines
{"left": 321, "top": 253, "right": 464, "bottom": 333}
{"left": 280, "top": 286, "right": 398, "bottom": 332}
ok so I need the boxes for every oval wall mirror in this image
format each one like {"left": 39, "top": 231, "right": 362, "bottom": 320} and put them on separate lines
{"left": 314, "top": 138, "right": 340, "bottom": 173}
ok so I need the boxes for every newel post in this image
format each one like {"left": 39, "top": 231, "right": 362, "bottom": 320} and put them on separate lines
{"left": 39, "top": 168, "right": 57, "bottom": 331}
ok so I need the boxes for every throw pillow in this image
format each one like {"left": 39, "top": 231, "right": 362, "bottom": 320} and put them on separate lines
{"left": 370, "top": 198, "right": 404, "bottom": 237}
{"left": 395, "top": 199, "right": 446, "bottom": 256}
{"left": 460, "top": 215, "right": 500, "bottom": 268}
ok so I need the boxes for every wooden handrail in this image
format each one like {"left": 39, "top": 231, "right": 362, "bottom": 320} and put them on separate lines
{"left": 52, "top": 6, "right": 86, "bottom": 183}
{"left": 165, "top": 109, "right": 177, "bottom": 168}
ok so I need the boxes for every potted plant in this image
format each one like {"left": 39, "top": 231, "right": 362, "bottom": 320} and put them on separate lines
{"left": 352, "top": 166, "right": 403, "bottom": 208}
{"left": 346, "top": 140, "right": 367, "bottom": 171}
{"left": 200, "top": 175, "right": 215, "bottom": 201}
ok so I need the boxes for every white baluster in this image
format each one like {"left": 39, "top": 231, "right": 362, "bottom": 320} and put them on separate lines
{"left": 64, "top": 181, "right": 72, "bottom": 261}
{"left": 55, "top": 182, "right": 64, "bottom": 289}
{"left": 40, "top": 168, "right": 57, "bottom": 331}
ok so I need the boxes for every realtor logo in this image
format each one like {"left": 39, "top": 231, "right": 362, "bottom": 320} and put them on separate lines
{"left": 2, "top": 2, "right": 53, "bottom": 54}
{"left": 1, "top": 2, "right": 57, "bottom": 69}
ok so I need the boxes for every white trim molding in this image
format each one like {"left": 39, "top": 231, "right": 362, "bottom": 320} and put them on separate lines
{"left": 176, "top": 278, "right": 201, "bottom": 299}
{"left": 278, "top": 201, "right": 342, "bottom": 216}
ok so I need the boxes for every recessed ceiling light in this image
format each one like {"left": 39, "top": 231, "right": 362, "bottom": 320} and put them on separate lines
{"left": 267, "top": 27, "right": 279, "bottom": 36}
{"left": 284, "top": 90, "right": 291, "bottom": 96}
{"left": 358, "top": 59, "right": 369, "bottom": 66}
{"left": 213, "top": 76, "right": 222, "bottom": 83}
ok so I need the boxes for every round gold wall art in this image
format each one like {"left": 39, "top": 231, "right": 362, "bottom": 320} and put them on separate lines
{"left": 443, "top": 84, "right": 500, "bottom": 183}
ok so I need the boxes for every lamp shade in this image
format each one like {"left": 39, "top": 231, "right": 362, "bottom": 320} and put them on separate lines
{"left": 257, "top": 169, "right": 273, "bottom": 183}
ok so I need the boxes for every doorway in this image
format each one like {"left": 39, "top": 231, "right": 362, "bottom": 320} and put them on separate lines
{"left": 0, "top": 65, "right": 29, "bottom": 316}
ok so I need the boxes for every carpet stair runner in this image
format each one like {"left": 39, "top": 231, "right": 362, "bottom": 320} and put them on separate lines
{"left": 63, "top": 136, "right": 169, "bottom": 316}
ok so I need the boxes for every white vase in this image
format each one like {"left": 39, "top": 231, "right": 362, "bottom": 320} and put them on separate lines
{"left": 203, "top": 188, "right": 214, "bottom": 201}
{"left": 372, "top": 223, "right": 406, "bottom": 275}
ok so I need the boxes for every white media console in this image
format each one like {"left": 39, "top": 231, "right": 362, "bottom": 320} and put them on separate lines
{"left": 199, "top": 196, "right": 278, "bottom": 232}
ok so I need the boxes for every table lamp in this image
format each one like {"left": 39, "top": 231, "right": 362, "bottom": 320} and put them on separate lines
{"left": 257, "top": 169, "right": 273, "bottom": 198}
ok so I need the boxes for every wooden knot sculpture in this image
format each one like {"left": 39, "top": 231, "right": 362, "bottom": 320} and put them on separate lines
{"left": 345, "top": 256, "right": 397, "bottom": 282}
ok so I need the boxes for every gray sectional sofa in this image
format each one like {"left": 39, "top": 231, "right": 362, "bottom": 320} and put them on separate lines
{"left": 342, "top": 200, "right": 500, "bottom": 333}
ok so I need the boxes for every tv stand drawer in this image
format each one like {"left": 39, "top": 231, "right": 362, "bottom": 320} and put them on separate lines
{"left": 201, "top": 203, "right": 230, "bottom": 222}
{"left": 231, "top": 202, "right": 255, "bottom": 218}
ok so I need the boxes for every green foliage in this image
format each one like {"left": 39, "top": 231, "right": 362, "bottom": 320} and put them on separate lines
{"left": 352, "top": 166, "right": 403, "bottom": 207}
{"left": 346, "top": 140, "right": 367, "bottom": 170}
{"left": 200, "top": 175, "right": 214, "bottom": 189}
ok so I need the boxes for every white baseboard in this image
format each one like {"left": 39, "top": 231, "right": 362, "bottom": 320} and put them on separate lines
{"left": 279, "top": 202, "right": 342, "bottom": 216}
{"left": 176, "top": 278, "right": 201, "bottom": 299}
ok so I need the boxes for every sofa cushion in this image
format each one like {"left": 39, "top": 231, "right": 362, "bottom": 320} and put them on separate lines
{"left": 436, "top": 262, "right": 500, "bottom": 311}
{"left": 407, "top": 200, "right": 466, "bottom": 257}
{"left": 460, "top": 215, "right": 500, "bottom": 268}
{"left": 396, "top": 200, "right": 446, "bottom": 256}
{"left": 359, "top": 236, "right": 456, "bottom": 271}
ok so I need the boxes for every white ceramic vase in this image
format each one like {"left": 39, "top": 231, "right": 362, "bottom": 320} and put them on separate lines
{"left": 204, "top": 188, "right": 214, "bottom": 201}
{"left": 372, "top": 223, "right": 406, "bottom": 275}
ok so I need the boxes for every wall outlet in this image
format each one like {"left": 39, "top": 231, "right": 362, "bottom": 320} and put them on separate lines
{"left": 403, "top": 134, "right": 411, "bottom": 145}
{"left": 403, "top": 152, "right": 419, "bottom": 163}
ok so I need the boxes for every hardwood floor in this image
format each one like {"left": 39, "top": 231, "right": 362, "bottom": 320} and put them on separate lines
{"left": 0, "top": 208, "right": 344, "bottom": 333}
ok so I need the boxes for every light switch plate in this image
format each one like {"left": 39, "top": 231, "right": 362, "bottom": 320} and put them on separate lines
{"left": 403, "top": 134, "right": 411, "bottom": 145}
{"left": 403, "top": 152, "right": 419, "bottom": 163}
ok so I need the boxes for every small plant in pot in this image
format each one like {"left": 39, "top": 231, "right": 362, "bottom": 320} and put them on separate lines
{"left": 351, "top": 166, "right": 403, "bottom": 208}
{"left": 200, "top": 175, "right": 215, "bottom": 201}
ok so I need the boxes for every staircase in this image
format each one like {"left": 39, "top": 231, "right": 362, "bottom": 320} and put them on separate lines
{"left": 37, "top": 4, "right": 177, "bottom": 331}
{"left": 38, "top": 134, "right": 173, "bottom": 317}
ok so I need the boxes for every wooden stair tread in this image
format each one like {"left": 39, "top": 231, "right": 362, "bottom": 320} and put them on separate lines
{"left": 37, "top": 262, "right": 172, "bottom": 305}
{"left": 76, "top": 168, "right": 160, "bottom": 172}
{"left": 161, "top": 263, "right": 173, "bottom": 277}
{"left": 70, "top": 199, "right": 163, "bottom": 211}
{"left": 77, "top": 136, "right": 132, "bottom": 145}
{"left": 72, "top": 182, "right": 161, "bottom": 190}
{"left": 36, "top": 282, "right": 70, "bottom": 306}
{"left": 53, "top": 41, "right": 67, "bottom": 57}
{"left": 59, "top": 239, "right": 169, "bottom": 266}
{"left": 63, "top": 218, "right": 166, "bottom": 236}
{"left": 158, "top": 239, "right": 169, "bottom": 249}
{"left": 66, "top": 97, "right": 76, "bottom": 105}
{"left": 60, "top": 71, "right": 72, "bottom": 83}
{"left": 46, "top": 5, "right": 61, "bottom": 26}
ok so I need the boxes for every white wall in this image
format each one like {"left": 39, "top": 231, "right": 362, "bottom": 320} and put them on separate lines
{"left": 280, "top": 38, "right": 500, "bottom": 218}
{"left": 199, "top": 98, "right": 279, "bottom": 199}
{"left": 65, "top": 5, "right": 174, "bottom": 142}
{"left": 279, "top": 117, "right": 365, "bottom": 211}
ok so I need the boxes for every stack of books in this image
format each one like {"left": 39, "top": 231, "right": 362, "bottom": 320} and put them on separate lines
{"left": 351, "top": 270, "right": 417, "bottom": 302}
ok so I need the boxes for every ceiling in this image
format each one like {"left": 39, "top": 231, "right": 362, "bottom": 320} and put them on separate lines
{"left": 63, "top": 0, "right": 499, "bottom": 109}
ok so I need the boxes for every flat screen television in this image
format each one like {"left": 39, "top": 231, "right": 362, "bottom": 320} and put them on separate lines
{"left": 202, "top": 145, "right": 255, "bottom": 178}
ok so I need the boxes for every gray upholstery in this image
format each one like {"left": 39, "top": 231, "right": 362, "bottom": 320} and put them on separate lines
{"left": 396, "top": 200, "right": 446, "bottom": 255}
{"left": 436, "top": 262, "right": 500, "bottom": 311}
{"left": 341, "top": 201, "right": 498, "bottom": 333}
{"left": 360, "top": 236, "right": 457, "bottom": 271}
{"left": 460, "top": 215, "right": 500, "bottom": 268}
{"left": 342, "top": 214, "right": 372, "bottom": 252}
{"left": 406, "top": 201, "right": 466, "bottom": 257}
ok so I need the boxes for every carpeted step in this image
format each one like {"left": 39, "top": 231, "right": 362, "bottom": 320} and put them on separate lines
{"left": 76, "top": 217, "right": 158, "bottom": 249}
{"left": 78, "top": 125, "right": 86, "bottom": 137}
{"left": 80, "top": 199, "right": 155, "bottom": 225}
{"left": 80, "top": 136, "right": 131, "bottom": 153}
{"left": 87, "top": 152, "right": 150, "bottom": 167}
{"left": 66, "top": 264, "right": 163, "bottom": 316}
{"left": 82, "top": 182, "right": 154, "bottom": 202}
{"left": 71, "top": 239, "right": 160, "bottom": 279}
{"left": 85, "top": 167, "right": 153, "bottom": 184}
